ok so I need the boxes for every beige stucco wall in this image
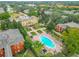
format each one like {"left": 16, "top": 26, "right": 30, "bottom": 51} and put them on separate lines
{"left": 21, "top": 17, "right": 38, "bottom": 26}
{"left": 10, "top": 12, "right": 39, "bottom": 26}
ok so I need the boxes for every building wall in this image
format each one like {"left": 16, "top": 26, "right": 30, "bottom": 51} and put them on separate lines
{"left": 55, "top": 24, "right": 64, "bottom": 32}
{"left": 0, "top": 40, "right": 24, "bottom": 57}
{"left": 10, "top": 13, "right": 38, "bottom": 26}
{"left": 21, "top": 17, "right": 38, "bottom": 26}
{"left": 0, "top": 48, "right": 5, "bottom": 57}
{"left": 11, "top": 40, "right": 24, "bottom": 55}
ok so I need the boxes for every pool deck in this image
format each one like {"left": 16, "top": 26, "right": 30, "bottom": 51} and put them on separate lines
{"left": 26, "top": 27, "right": 62, "bottom": 53}
{"left": 33, "top": 32, "right": 63, "bottom": 53}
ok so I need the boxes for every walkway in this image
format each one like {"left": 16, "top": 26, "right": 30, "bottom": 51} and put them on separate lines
{"left": 27, "top": 27, "right": 46, "bottom": 36}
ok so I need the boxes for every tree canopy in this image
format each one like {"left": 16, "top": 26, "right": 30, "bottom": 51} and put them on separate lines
{"left": 0, "top": 12, "right": 10, "bottom": 20}
{"left": 62, "top": 28, "right": 79, "bottom": 56}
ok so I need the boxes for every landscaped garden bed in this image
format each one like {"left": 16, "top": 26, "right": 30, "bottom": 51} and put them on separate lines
{"left": 26, "top": 27, "right": 32, "bottom": 31}
{"left": 37, "top": 30, "right": 42, "bottom": 33}
{"left": 14, "top": 49, "right": 26, "bottom": 57}
{"left": 14, "top": 49, "right": 35, "bottom": 57}
{"left": 31, "top": 32, "right": 37, "bottom": 36}
{"left": 23, "top": 49, "right": 35, "bottom": 57}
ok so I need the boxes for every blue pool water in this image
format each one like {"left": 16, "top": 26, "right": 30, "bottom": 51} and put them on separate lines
{"left": 39, "top": 35, "right": 55, "bottom": 48}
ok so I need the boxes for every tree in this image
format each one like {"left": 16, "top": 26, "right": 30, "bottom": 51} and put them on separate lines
{"left": 62, "top": 28, "right": 79, "bottom": 56}
{"left": 1, "top": 21, "right": 6, "bottom": 30}
{"left": 0, "top": 12, "right": 10, "bottom": 20}
{"left": 13, "top": 20, "right": 18, "bottom": 28}
{"left": 32, "top": 41, "right": 44, "bottom": 49}
{"left": 17, "top": 22, "right": 27, "bottom": 38}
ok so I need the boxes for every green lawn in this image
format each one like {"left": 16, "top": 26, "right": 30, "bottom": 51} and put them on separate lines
{"left": 31, "top": 32, "right": 37, "bottom": 36}
{"left": 0, "top": 24, "right": 2, "bottom": 31}
{"left": 14, "top": 49, "right": 35, "bottom": 57}
{"left": 23, "top": 49, "right": 35, "bottom": 57}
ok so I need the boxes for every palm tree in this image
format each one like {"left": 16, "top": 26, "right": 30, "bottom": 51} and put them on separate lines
{"left": 32, "top": 41, "right": 44, "bottom": 49}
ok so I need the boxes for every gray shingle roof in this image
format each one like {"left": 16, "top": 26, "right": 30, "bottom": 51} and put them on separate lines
{"left": 0, "top": 29, "right": 24, "bottom": 48}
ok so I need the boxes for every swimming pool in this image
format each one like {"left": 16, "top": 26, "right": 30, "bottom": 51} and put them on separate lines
{"left": 39, "top": 35, "right": 56, "bottom": 48}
